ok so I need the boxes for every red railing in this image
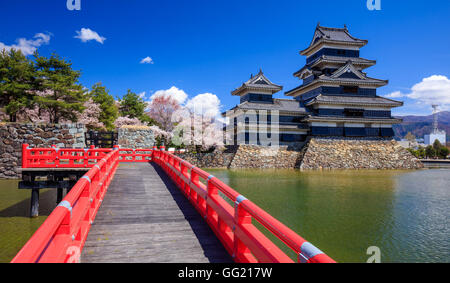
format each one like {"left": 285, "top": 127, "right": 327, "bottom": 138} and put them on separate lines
{"left": 21, "top": 144, "right": 155, "bottom": 168}
{"left": 153, "top": 150, "right": 335, "bottom": 263}
{"left": 13, "top": 145, "right": 335, "bottom": 263}
{"left": 12, "top": 146, "right": 120, "bottom": 263}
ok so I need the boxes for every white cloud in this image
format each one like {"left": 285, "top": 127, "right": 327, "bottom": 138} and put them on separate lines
{"left": 0, "top": 32, "right": 51, "bottom": 56}
{"left": 148, "top": 87, "right": 222, "bottom": 120}
{"left": 140, "top": 56, "right": 154, "bottom": 64}
{"left": 384, "top": 91, "right": 405, "bottom": 98}
{"left": 151, "top": 86, "right": 188, "bottom": 104}
{"left": 186, "top": 93, "right": 221, "bottom": 118}
{"left": 407, "top": 75, "right": 450, "bottom": 106}
{"left": 74, "top": 28, "right": 106, "bottom": 44}
{"left": 138, "top": 91, "right": 146, "bottom": 99}
{"left": 384, "top": 75, "right": 450, "bottom": 114}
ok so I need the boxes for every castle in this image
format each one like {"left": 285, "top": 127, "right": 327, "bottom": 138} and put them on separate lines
{"left": 224, "top": 24, "right": 404, "bottom": 146}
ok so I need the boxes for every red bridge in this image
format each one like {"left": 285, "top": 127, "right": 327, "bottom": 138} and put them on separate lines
{"left": 12, "top": 144, "right": 335, "bottom": 263}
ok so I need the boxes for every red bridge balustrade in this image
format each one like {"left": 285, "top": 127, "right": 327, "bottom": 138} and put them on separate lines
{"left": 12, "top": 144, "right": 335, "bottom": 263}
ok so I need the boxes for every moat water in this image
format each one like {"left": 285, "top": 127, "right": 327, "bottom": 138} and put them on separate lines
{"left": 208, "top": 168, "right": 450, "bottom": 263}
{"left": 0, "top": 169, "right": 449, "bottom": 263}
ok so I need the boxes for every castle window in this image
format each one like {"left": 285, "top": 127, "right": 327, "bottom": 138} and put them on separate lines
{"left": 344, "top": 109, "right": 364, "bottom": 118}
{"left": 343, "top": 86, "right": 359, "bottom": 94}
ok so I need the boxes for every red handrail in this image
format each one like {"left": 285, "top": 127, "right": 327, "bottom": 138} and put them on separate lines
{"left": 152, "top": 150, "right": 335, "bottom": 263}
{"left": 21, "top": 144, "right": 155, "bottom": 168}
{"left": 14, "top": 145, "right": 335, "bottom": 263}
{"left": 12, "top": 147, "right": 120, "bottom": 263}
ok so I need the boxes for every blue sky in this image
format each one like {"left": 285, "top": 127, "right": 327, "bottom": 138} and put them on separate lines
{"left": 1, "top": 0, "right": 449, "bottom": 116}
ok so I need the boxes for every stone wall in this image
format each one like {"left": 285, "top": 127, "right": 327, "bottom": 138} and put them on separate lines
{"left": 229, "top": 145, "right": 303, "bottom": 169}
{"left": 176, "top": 152, "right": 235, "bottom": 168}
{"left": 118, "top": 126, "right": 155, "bottom": 149}
{"left": 175, "top": 139, "right": 423, "bottom": 170}
{"left": 0, "top": 123, "right": 86, "bottom": 179}
{"left": 299, "top": 137, "right": 424, "bottom": 170}
{"left": 176, "top": 145, "right": 303, "bottom": 169}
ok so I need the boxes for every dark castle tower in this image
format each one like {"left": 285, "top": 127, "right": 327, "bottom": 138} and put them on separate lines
{"left": 285, "top": 24, "right": 403, "bottom": 138}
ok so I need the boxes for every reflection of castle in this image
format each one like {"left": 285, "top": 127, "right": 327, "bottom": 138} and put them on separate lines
{"left": 424, "top": 105, "right": 446, "bottom": 145}
{"left": 224, "top": 24, "right": 404, "bottom": 145}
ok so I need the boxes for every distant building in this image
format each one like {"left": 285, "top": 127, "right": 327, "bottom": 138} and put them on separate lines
{"left": 224, "top": 24, "right": 404, "bottom": 145}
{"left": 424, "top": 106, "right": 447, "bottom": 145}
{"left": 425, "top": 132, "right": 446, "bottom": 145}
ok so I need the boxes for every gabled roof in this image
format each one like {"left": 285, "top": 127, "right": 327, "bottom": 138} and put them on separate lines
{"left": 285, "top": 69, "right": 388, "bottom": 97}
{"left": 293, "top": 67, "right": 314, "bottom": 79}
{"left": 294, "top": 56, "right": 376, "bottom": 78}
{"left": 330, "top": 61, "right": 367, "bottom": 79}
{"left": 301, "top": 24, "right": 368, "bottom": 56}
{"left": 231, "top": 69, "right": 283, "bottom": 96}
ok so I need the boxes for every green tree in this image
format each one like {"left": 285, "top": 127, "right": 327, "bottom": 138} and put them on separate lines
{"left": 425, "top": 145, "right": 436, "bottom": 159}
{"left": 417, "top": 146, "right": 426, "bottom": 159}
{"left": 0, "top": 49, "right": 36, "bottom": 122}
{"left": 119, "top": 89, "right": 153, "bottom": 124}
{"left": 90, "top": 83, "right": 118, "bottom": 130}
{"left": 433, "top": 140, "right": 443, "bottom": 153}
{"left": 33, "top": 52, "right": 86, "bottom": 123}
{"left": 439, "top": 147, "right": 450, "bottom": 159}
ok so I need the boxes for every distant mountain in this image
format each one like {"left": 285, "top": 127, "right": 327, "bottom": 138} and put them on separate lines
{"left": 393, "top": 111, "right": 450, "bottom": 142}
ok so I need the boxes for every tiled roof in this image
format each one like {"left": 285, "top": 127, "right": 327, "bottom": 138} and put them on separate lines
{"left": 306, "top": 94, "right": 403, "bottom": 107}
{"left": 231, "top": 99, "right": 307, "bottom": 113}
{"left": 305, "top": 116, "right": 403, "bottom": 124}
{"left": 301, "top": 24, "right": 368, "bottom": 55}
{"left": 232, "top": 70, "right": 283, "bottom": 96}
{"left": 294, "top": 56, "right": 377, "bottom": 78}
{"left": 315, "top": 25, "right": 366, "bottom": 44}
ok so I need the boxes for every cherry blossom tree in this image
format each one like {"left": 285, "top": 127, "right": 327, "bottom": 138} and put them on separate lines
{"left": 77, "top": 98, "right": 104, "bottom": 130}
{"left": 114, "top": 116, "right": 145, "bottom": 128}
{"left": 172, "top": 108, "right": 224, "bottom": 151}
{"left": 20, "top": 91, "right": 104, "bottom": 129}
{"left": 147, "top": 95, "right": 181, "bottom": 132}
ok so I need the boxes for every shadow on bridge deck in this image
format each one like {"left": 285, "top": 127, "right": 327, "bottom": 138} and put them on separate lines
{"left": 81, "top": 162, "right": 232, "bottom": 263}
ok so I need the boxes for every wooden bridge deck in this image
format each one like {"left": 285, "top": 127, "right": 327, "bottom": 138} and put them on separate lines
{"left": 81, "top": 162, "right": 232, "bottom": 263}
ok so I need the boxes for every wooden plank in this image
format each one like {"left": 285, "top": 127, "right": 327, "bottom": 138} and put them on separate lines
{"left": 81, "top": 162, "right": 232, "bottom": 263}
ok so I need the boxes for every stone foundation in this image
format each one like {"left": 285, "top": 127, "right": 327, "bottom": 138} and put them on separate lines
{"left": 118, "top": 126, "right": 155, "bottom": 149}
{"left": 175, "top": 139, "right": 423, "bottom": 170}
{"left": 176, "top": 145, "right": 303, "bottom": 169}
{"left": 229, "top": 145, "right": 303, "bottom": 169}
{"left": 299, "top": 137, "right": 424, "bottom": 170}
{"left": 0, "top": 123, "right": 86, "bottom": 179}
{"left": 176, "top": 152, "right": 235, "bottom": 168}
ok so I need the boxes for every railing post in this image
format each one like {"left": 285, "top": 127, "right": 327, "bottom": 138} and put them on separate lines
{"left": 22, "top": 144, "right": 29, "bottom": 168}
{"left": 190, "top": 170, "right": 199, "bottom": 203}
{"left": 113, "top": 145, "right": 119, "bottom": 162}
{"left": 152, "top": 146, "right": 157, "bottom": 162}
{"left": 233, "top": 196, "right": 252, "bottom": 261}
{"left": 206, "top": 177, "right": 218, "bottom": 221}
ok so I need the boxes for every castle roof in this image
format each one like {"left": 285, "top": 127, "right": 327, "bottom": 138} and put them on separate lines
{"left": 286, "top": 61, "right": 388, "bottom": 97}
{"left": 305, "top": 94, "right": 403, "bottom": 108}
{"left": 301, "top": 24, "right": 368, "bottom": 56}
{"left": 305, "top": 115, "right": 403, "bottom": 124}
{"left": 231, "top": 69, "right": 283, "bottom": 96}
{"left": 226, "top": 99, "right": 307, "bottom": 114}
